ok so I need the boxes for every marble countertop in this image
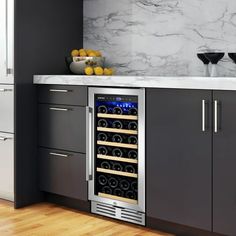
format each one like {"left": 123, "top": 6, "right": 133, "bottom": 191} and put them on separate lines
{"left": 34, "top": 75, "right": 236, "bottom": 91}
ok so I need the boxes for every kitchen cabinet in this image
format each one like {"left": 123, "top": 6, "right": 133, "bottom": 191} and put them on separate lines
{"left": 213, "top": 91, "right": 236, "bottom": 236}
{"left": 37, "top": 85, "right": 88, "bottom": 202}
{"left": 38, "top": 104, "right": 86, "bottom": 153}
{"left": 39, "top": 148, "right": 87, "bottom": 201}
{"left": 146, "top": 89, "right": 212, "bottom": 231}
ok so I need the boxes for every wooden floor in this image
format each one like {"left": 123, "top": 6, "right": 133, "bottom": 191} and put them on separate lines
{"left": 0, "top": 199, "right": 174, "bottom": 236}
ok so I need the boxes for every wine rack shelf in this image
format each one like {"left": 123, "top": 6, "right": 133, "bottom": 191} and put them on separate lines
{"left": 97, "top": 127, "right": 138, "bottom": 135}
{"left": 97, "top": 168, "right": 138, "bottom": 178}
{"left": 98, "top": 192, "right": 138, "bottom": 205}
{"left": 97, "top": 113, "right": 138, "bottom": 120}
{"left": 97, "top": 141, "right": 138, "bottom": 149}
{"left": 97, "top": 154, "right": 138, "bottom": 164}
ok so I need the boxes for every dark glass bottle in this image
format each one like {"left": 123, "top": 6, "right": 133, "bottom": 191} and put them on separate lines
{"left": 102, "top": 186, "right": 112, "bottom": 195}
{"left": 124, "top": 165, "right": 135, "bottom": 173}
{"left": 120, "top": 179, "right": 130, "bottom": 191}
{"left": 128, "top": 150, "right": 138, "bottom": 159}
{"left": 98, "top": 175, "right": 107, "bottom": 186}
{"left": 97, "top": 133, "right": 108, "bottom": 141}
{"left": 97, "top": 146, "right": 108, "bottom": 155}
{"left": 101, "top": 161, "right": 111, "bottom": 170}
{"left": 112, "top": 120, "right": 123, "bottom": 129}
{"left": 112, "top": 162, "right": 123, "bottom": 172}
{"left": 125, "top": 190, "right": 136, "bottom": 200}
{"left": 108, "top": 177, "right": 119, "bottom": 188}
{"left": 128, "top": 107, "right": 138, "bottom": 116}
{"left": 112, "top": 148, "right": 123, "bottom": 157}
{"left": 131, "top": 181, "right": 137, "bottom": 192}
{"left": 113, "top": 188, "right": 124, "bottom": 197}
{"left": 113, "top": 107, "right": 123, "bottom": 115}
{"left": 128, "top": 136, "right": 138, "bottom": 145}
{"left": 112, "top": 134, "right": 123, "bottom": 143}
{"left": 128, "top": 121, "right": 138, "bottom": 130}
{"left": 98, "top": 105, "right": 108, "bottom": 114}
{"left": 98, "top": 119, "right": 108, "bottom": 128}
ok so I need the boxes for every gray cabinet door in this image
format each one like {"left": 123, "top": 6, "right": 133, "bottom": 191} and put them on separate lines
{"left": 213, "top": 91, "right": 236, "bottom": 236}
{"left": 146, "top": 89, "right": 212, "bottom": 231}
{"left": 38, "top": 85, "right": 87, "bottom": 106}
{"left": 38, "top": 104, "right": 86, "bottom": 153}
{"left": 39, "top": 148, "right": 87, "bottom": 201}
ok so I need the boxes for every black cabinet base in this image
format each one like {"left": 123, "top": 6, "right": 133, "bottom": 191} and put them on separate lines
{"left": 44, "top": 192, "right": 90, "bottom": 213}
{"left": 147, "top": 217, "right": 225, "bottom": 236}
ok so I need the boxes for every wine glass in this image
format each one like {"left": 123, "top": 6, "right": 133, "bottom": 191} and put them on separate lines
{"left": 197, "top": 53, "right": 210, "bottom": 76}
{"left": 204, "top": 53, "right": 225, "bottom": 77}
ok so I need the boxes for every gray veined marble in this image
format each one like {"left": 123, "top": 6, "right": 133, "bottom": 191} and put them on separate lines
{"left": 34, "top": 75, "right": 236, "bottom": 91}
{"left": 84, "top": 0, "right": 236, "bottom": 76}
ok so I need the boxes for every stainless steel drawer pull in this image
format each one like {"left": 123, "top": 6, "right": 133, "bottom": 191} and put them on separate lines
{"left": 202, "top": 100, "right": 206, "bottom": 132}
{"left": 49, "top": 89, "right": 70, "bottom": 93}
{"left": 0, "top": 88, "right": 13, "bottom": 92}
{"left": 214, "top": 100, "right": 218, "bottom": 133}
{"left": 49, "top": 152, "right": 70, "bottom": 158}
{"left": 0, "top": 137, "right": 8, "bottom": 141}
{"left": 49, "top": 107, "right": 69, "bottom": 112}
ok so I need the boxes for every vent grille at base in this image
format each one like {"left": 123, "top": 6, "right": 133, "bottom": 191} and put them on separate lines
{"left": 91, "top": 201, "right": 145, "bottom": 226}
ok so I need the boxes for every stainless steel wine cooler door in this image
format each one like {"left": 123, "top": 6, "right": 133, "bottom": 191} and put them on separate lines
{"left": 87, "top": 88, "right": 145, "bottom": 214}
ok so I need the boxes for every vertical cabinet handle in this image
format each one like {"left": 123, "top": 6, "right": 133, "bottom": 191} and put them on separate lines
{"left": 214, "top": 100, "right": 218, "bottom": 133}
{"left": 202, "top": 100, "right": 206, "bottom": 132}
{"left": 86, "top": 106, "right": 93, "bottom": 181}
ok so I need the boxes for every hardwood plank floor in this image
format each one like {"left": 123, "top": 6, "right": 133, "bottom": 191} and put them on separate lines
{"left": 0, "top": 199, "right": 174, "bottom": 236}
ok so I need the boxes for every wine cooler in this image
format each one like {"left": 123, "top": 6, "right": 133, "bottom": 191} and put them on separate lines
{"left": 87, "top": 88, "right": 145, "bottom": 225}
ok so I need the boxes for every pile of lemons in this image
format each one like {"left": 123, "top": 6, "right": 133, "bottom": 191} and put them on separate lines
{"left": 71, "top": 48, "right": 102, "bottom": 57}
{"left": 71, "top": 48, "right": 114, "bottom": 76}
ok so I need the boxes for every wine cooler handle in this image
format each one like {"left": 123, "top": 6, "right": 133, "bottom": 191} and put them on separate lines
{"left": 86, "top": 106, "right": 93, "bottom": 181}
{"left": 202, "top": 100, "right": 206, "bottom": 132}
{"left": 214, "top": 100, "right": 218, "bottom": 133}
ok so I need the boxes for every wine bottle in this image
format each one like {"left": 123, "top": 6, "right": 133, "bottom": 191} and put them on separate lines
{"left": 113, "top": 107, "right": 123, "bottom": 115}
{"left": 112, "top": 148, "right": 123, "bottom": 157}
{"left": 98, "top": 119, "right": 108, "bottom": 128}
{"left": 112, "top": 134, "right": 123, "bottom": 143}
{"left": 128, "top": 107, "right": 138, "bottom": 116}
{"left": 97, "top": 133, "right": 108, "bottom": 141}
{"left": 112, "top": 120, "right": 123, "bottom": 129}
{"left": 125, "top": 190, "right": 136, "bottom": 200}
{"left": 101, "top": 161, "right": 111, "bottom": 170}
{"left": 113, "top": 188, "right": 124, "bottom": 197}
{"left": 98, "top": 175, "right": 107, "bottom": 186}
{"left": 97, "top": 146, "right": 108, "bottom": 155}
{"left": 112, "top": 162, "right": 123, "bottom": 172}
{"left": 102, "top": 186, "right": 112, "bottom": 195}
{"left": 131, "top": 181, "right": 137, "bottom": 192}
{"left": 120, "top": 179, "right": 130, "bottom": 191}
{"left": 128, "top": 121, "right": 138, "bottom": 131}
{"left": 98, "top": 105, "right": 108, "bottom": 114}
{"left": 124, "top": 165, "right": 135, "bottom": 173}
{"left": 128, "top": 136, "right": 138, "bottom": 145}
{"left": 108, "top": 177, "right": 119, "bottom": 188}
{"left": 128, "top": 150, "right": 138, "bottom": 159}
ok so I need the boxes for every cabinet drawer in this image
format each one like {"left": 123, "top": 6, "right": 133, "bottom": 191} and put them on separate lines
{"left": 38, "top": 85, "right": 87, "bottom": 106}
{"left": 38, "top": 104, "right": 86, "bottom": 153}
{"left": 0, "top": 132, "right": 14, "bottom": 201}
{"left": 0, "top": 85, "right": 14, "bottom": 133}
{"left": 39, "top": 148, "right": 87, "bottom": 201}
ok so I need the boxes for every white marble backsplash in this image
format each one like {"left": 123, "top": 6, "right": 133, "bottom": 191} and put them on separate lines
{"left": 84, "top": 0, "right": 236, "bottom": 76}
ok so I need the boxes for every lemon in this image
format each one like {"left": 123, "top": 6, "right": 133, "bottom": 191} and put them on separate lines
{"left": 78, "top": 48, "right": 85, "bottom": 53}
{"left": 95, "top": 51, "right": 102, "bottom": 57}
{"left": 104, "top": 68, "right": 113, "bottom": 76}
{"left": 88, "top": 52, "right": 97, "bottom": 57}
{"left": 94, "top": 67, "right": 104, "bottom": 75}
{"left": 79, "top": 50, "right": 87, "bottom": 57}
{"left": 84, "top": 67, "right": 94, "bottom": 75}
{"left": 71, "top": 49, "right": 80, "bottom": 57}
{"left": 85, "top": 49, "right": 93, "bottom": 54}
